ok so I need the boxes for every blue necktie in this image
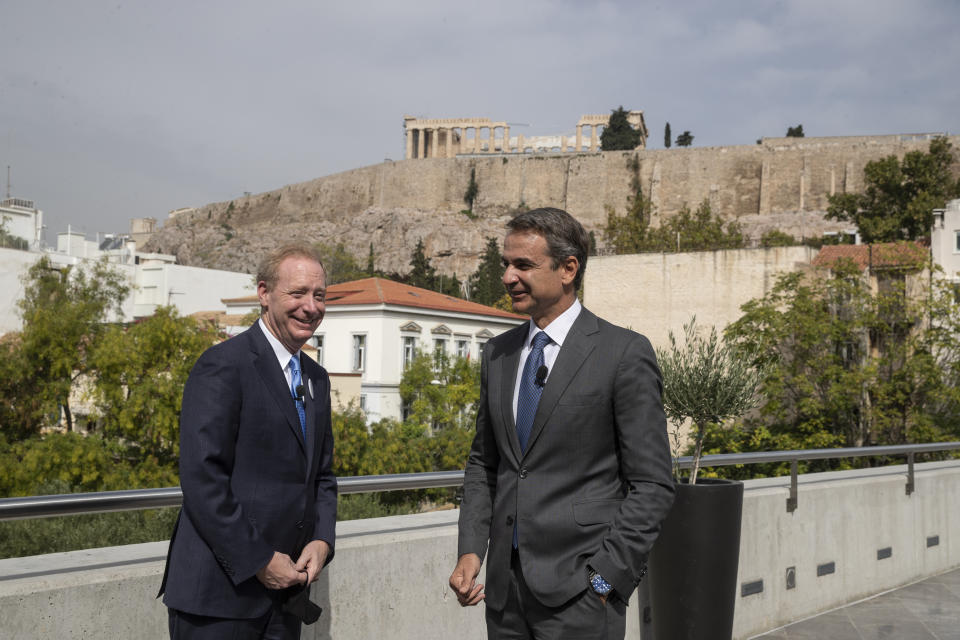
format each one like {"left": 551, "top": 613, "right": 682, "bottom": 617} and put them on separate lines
{"left": 516, "top": 331, "right": 551, "bottom": 453}
{"left": 514, "top": 330, "right": 551, "bottom": 548}
{"left": 289, "top": 355, "right": 306, "bottom": 438}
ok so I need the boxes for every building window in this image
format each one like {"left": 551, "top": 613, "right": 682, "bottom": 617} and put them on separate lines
{"left": 401, "top": 401, "right": 411, "bottom": 422}
{"left": 353, "top": 335, "right": 366, "bottom": 371}
{"left": 954, "top": 230, "right": 960, "bottom": 252}
{"left": 456, "top": 339, "right": 469, "bottom": 359}
{"left": 359, "top": 394, "right": 367, "bottom": 412}
{"left": 434, "top": 338, "right": 447, "bottom": 356}
{"left": 314, "top": 335, "right": 324, "bottom": 366}
{"left": 403, "top": 336, "right": 417, "bottom": 368}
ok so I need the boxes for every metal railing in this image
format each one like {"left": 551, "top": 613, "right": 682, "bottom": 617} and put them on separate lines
{"left": 1, "top": 443, "right": 958, "bottom": 522}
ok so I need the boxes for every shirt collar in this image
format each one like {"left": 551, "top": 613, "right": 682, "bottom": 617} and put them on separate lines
{"left": 258, "top": 317, "right": 300, "bottom": 369}
{"left": 525, "top": 298, "right": 582, "bottom": 348}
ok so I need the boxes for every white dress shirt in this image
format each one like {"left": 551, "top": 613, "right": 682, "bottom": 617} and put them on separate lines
{"left": 511, "top": 299, "right": 583, "bottom": 421}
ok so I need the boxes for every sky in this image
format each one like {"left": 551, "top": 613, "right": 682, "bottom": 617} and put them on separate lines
{"left": 2, "top": 0, "right": 959, "bottom": 243}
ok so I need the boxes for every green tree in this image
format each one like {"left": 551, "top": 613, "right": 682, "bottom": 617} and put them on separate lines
{"left": 14, "top": 257, "right": 129, "bottom": 433}
{"left": 468, "top": 237, "right": 504, "bottom": 306}
{"left": 760, "top": 229, "right": 797, "bottom": 247}
{"left": 826, "top": 138, "right": 960, "bottom": 242}
{"left": 600, "top": 106, "right": 640, "bottom": 151}
{"left": 464, "top": 167, "right": 479, "bottom": 212}
{"left": 366, "top": 242, "right": 376, "bottom": 276}
{"left": 605, "top": 198, "right": 745, "bottom": 254}
{"left": 725, "top": 262, "right": 960, "bottom": 453}
{"left": 786, "top": 124, "right": 805, "bottom": 137}
{"left": 314, "top": 241, "right": 367, "bottom": 284}
{"left": 656, "top": 318, "right": 765, "bottom": 483}
{"left": 87, "top": 306, "right": 220, "bottom": 466}
{"left": 676, "top": 131, "right": 694, "bottom": 147}
{"left": 408, "top": 239, "right": 438, "bottom": 290}
{"left": 664, "top": 122, "right": 672, "bottom": 149}
{"left": 399, "top": 350, "right": 481, "bottom": 431}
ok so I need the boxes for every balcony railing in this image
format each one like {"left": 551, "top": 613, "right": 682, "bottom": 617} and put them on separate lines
{"left": 1, "top": 443, "right": 958, "bottom": 522}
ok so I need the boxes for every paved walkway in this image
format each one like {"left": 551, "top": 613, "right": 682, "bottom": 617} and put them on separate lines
{"left": 755, "top": 568, "right": 960, "bottom": 639}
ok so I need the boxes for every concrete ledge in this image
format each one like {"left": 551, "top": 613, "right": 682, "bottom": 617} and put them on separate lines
{"left": 0, "top": 462, "right": 957, "bottom": 639}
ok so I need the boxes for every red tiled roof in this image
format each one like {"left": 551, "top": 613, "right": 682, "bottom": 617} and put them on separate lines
{"left": 812, "top": 242, "right": 929, "bottom": 271}
{"left": 221, "top": 278, "right": 524, "bottom": 320}
{"left": 325, "top": 277, "right": 525, "bottom": 320}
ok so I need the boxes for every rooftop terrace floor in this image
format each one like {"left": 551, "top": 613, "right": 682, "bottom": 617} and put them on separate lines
{"left": 754, "top": 567, "right": 960, "bottom": 639}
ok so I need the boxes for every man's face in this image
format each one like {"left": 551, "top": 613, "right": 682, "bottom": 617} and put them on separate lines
{"left": 501, "top": 230, "right": 577, "bottom": 327}
{"left": 258, "top": 256, "right": 326, "bottom": 353}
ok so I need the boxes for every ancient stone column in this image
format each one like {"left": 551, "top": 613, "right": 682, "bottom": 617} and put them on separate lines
{"left": 406, "top": 128, "right": 414, "bottom": 159}
{"left": 430, "top": 128, "right": 438, "bottom": 158}
{"left": 503, "top": 125, "right": 510, "bottom": 153}
{"left": 446, "top": 128, "right": 453, "bottom": 158}
{"left": 488, "top": 126, "right": 495, "bottom": 153}
{"left": 590, "top": 125, "right": 598, "bottom": 152}
{"left": 518, "top": 134, "right": 525, "bottom": 152}
{"left": 576, "top": 125, "right": 583, "bottom": 152}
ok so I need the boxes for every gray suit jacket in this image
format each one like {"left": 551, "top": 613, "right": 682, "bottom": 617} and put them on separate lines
{"left": 458, "top": 307, "right": 674, "bottom": 610}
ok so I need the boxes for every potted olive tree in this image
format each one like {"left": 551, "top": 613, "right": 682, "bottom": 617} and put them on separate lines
{"left": 649, "top": 318, "right": 765, "bottom": 640}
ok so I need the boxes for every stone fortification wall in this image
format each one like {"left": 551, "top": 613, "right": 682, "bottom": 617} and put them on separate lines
{"left": 144, "top": 134, "right": 959, "bottom": 275}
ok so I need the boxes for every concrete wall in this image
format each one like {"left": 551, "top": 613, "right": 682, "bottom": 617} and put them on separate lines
{"left": 1, "top": 462, "right": 958, "bottom": 639}
{"left": 583, "top": 246, "right": 817, "bottom": 350}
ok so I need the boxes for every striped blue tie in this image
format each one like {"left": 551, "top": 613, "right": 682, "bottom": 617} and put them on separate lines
{"left": 514, "top": 330, "right": 551, "bottom": 548}
{"left": 289, "top": 355, "right": 306, "bottom": 438}
{"left": 516, "top": 331, "right": 551, "bottom": 453}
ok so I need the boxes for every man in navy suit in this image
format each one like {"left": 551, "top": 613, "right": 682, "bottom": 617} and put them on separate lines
{"left": 160, "top": 244, "right": 336, "bottom": 639}
{"left": 449, "top": 208, "right": 674, "bottom": 639}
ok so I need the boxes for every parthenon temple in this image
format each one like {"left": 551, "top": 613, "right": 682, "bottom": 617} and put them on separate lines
{"left": 403, "top": 112, "right": 647, "bottom": 159}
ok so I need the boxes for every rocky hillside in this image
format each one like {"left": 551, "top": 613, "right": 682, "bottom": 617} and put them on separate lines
{"left": 145, "top": 135, "right": 956, "bottom": 276}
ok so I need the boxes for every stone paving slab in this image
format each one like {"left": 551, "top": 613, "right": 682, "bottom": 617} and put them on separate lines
{"left": 753, "top": 568, "right": 960, "bottom": 640}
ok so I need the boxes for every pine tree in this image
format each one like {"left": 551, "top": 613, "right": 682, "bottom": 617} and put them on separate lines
{"left": 600, "top": 106, "right": 640, "bottom": 151}
{"left": 664, "top": 122, "right": 672, "bottom": 149}
{"left": 468, "top": 237, "right": 505, "bottom": 306}
{"left": 407, "top": 239, "right": 437, "bottom": 290}
{"left": 676, "top": 131, "right": 694, "bottom": 147}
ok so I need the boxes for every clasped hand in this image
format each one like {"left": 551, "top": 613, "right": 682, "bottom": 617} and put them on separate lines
{"left": 256, "top": 540, "right": 330, "bottom": 589}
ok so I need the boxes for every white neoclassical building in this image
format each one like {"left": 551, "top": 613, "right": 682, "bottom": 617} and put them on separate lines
{"left": 223, "top": 277, "right": 525, "bottom": 422}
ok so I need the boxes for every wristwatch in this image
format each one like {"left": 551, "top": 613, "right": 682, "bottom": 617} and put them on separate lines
{"left": 588, "top": 568, "right": 613, "bottom": 596}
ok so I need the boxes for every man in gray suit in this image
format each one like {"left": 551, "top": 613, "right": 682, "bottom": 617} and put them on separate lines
{"left": 449, "top": 208, "right": 675, "bottom": 638}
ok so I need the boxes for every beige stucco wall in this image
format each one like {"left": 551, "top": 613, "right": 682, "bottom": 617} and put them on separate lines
{"left": 583, "top": 246, "right": 818, "bottom": 349}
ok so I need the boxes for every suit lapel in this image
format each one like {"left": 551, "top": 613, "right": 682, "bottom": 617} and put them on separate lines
{"left": 250, "top": 324, "right": 307, "bottom": 455}
{"left": 302, "top": 364, "right": 319, "bottom": 478}
{"left": 522, "top": 310, "right": 598, "bottom": 456}
{"left": 494, "top": 325, "right": 526, "bottom": 462}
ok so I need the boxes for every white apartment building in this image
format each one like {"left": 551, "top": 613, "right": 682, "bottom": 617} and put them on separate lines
{"left": 223, "top": 277, "right": 526, "bottom": 422}
{"left": 0, "top": 198, "right": 43, "bottom": 249}
{"left": 932, "top": 198, "right": 960, "bottom": 283}
{"left": 0, "top": 234, "right": 255, "bottom": 335}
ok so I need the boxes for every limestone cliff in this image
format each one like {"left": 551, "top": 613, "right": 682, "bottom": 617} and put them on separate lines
{"left": 143, "top": 134, "right": 959, "bottom": 276}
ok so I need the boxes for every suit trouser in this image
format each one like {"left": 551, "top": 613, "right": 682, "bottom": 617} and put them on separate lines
{"left": 168, "top": 605, "right": 300, "bottom": 640}
{"left": 485, "top": 550, "right": 627, "bottom": 640}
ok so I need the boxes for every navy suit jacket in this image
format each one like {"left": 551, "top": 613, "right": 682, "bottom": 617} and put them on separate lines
{"left": 458, "top": 307, "right": 675, "bottom": 609}
{"left": 159, "top": 322, "right": 337, "bottom": 619}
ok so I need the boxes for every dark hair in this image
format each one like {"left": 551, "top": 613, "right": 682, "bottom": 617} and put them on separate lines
{"left": 507, "top": 207, "right": 589, "bottom": 289}
{"left": 256, "top": 243, "right": 326, "bottom": 291}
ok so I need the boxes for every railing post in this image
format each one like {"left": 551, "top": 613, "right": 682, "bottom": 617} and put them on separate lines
{"left": 786, "top": 459, "right": 799, "bottom": 513}
{"left": 906, "top": 452, "right": 915, "bottom": 496}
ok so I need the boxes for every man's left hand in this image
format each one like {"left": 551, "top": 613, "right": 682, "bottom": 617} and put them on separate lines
{"left": 295, "top": 540, "right": 331, "bottom": 585}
